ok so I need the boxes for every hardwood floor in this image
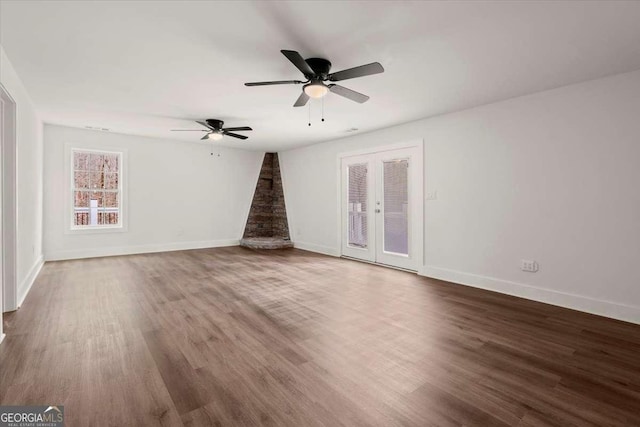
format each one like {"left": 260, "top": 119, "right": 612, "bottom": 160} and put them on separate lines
{"left": 1, "top": 247, "right": 640, "bottom": 426}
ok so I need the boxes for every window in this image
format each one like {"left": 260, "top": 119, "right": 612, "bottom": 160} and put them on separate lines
{"left": 71, "top": 149, "right": 122, "bottom": 229}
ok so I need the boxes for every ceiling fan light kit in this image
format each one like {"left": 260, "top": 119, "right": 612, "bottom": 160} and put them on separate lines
{"left": 207, "top": 132, "right": 224, "bottom": 141}
{"left": 303, "top": 82, "right": 329, "bottom": 99}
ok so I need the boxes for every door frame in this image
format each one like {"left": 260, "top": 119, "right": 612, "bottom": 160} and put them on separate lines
{"left": 0, "top": 83, "right": 18, "bottom": 314}
{"left": 337, "top": 139, "right": 424, "bottom": 271}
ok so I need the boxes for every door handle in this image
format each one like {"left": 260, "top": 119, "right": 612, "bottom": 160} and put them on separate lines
{"left": 375, "top": 209, "right": 381, "bottom": 213}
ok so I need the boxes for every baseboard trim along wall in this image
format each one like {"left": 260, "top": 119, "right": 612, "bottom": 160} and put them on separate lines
{"left": 18, "top": 255, "right": 45, "bottom": 308}
{"left": 45, "top": 239, "right": 240, "bottom": 262}
{"left": 420, "top": 265, "right": 640, "bottom": 325}
{"left": 293, "top": 241, "right": 341, "bottom": 257}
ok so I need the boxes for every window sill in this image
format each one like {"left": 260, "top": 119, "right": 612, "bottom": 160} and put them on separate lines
{"left": 66, "top": 225, "right": 128, "bottom": 235}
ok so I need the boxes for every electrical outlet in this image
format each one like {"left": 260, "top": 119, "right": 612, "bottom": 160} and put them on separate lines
{"left": 426, "top": 190, "right": 438, "bottom": 201}
{"left": 521, "top": 260, "right": 538, "bottom": 272}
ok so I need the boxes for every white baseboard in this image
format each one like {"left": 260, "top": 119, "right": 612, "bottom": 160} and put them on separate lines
{"left": 0, "top": 333, "right": 5, "bottom": 345}
{"left": 420, "top": 265, "right": 640, "bottom": 325}
{"left": 18, "top": 255, "right": 44, "bottom": 308}
{"left": 293, "top": 241, "right": 340, "bottom": 257}
{"left": 45, "top": 239, "right": 240, "bottom": 262}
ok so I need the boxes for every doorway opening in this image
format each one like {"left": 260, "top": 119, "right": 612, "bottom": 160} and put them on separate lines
{"left": 339, "top": 141, "right": 423, "bottom": 271}
{"left": 1, "top": 83, "right": 18, "bottom": 323}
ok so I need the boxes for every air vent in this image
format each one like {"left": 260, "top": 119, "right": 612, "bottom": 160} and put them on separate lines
{"left": 345, "top": 127, "right": 359, "bottom": 133}
{"left": 84, "top": 126, "right": 110, "bottom": 132}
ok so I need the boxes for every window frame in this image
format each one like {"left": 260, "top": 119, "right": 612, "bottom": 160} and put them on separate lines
{"left": 65, "top": 145, "right": 128, "bottom": 234}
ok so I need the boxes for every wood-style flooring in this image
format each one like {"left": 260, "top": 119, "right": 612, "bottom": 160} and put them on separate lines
{"left": 1, "top": 247, "right": 640, "bottom": 426}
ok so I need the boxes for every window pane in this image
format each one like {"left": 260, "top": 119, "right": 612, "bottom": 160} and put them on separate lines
{"left": 104, "top": 173, "right": 118, "bottom": 190}
{"left": 74, "top": 171, "right": 89, "bottom": 189}
{"left": 89, "top": 154, "right": 104, "bottom": 172}
{"left": 74, "top": 191, "right": 90, "bottom": 207}
{"left": 383, "top": 160, "right": 409, "bottom": 255}
{"left": 348, "top": 163, "right": 368, "bottom": 248}
{"left": 104, "top": 191, "right": 118, "bottom": 208}
{"left": 101, "top": 211, "right": 119, "bottom": 225}
{"left": 104, "top": 154, "right": 119, "bottom": 173}
{"left": 74, "top": 152, "right": 89, "bottom": 171}
{"left": 74, "top": 211, "right": 89, "bottom": 226}
{"left": 89, "top": 171, "right": 104, "bottom": 189}
{"left": 90, "top": 191, "right": 104, "bottom": 207}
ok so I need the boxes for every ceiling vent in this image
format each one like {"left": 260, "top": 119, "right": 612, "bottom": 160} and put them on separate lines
{"left": 85, "top": 126, "right": 110, "bottom": 132}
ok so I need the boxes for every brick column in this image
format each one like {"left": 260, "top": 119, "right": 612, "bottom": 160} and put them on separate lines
{"left": 242, "top": 153, "right": 290, "bottom": 240}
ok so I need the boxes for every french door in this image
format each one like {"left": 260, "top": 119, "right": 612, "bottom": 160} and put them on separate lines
{"left": 341, "top": 145, "right": 422, "bottom": 271}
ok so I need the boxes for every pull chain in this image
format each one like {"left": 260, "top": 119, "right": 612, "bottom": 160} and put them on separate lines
{"left": 308, "top": 101, "right": 311, "bottom": 127}
{"left": 321, "top": 96, "right": 325, "bottom": 122}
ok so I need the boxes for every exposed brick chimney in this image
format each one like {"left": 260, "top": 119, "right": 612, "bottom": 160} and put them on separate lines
{"left": 240, "top": 153, "right": 293, "bottom": 249}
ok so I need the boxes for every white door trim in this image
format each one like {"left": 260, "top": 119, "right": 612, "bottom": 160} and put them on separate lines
{"left": 337, "top": 139, "right": 424, "bottom": 271}
{"left": 337, "top": 139, "right": 424, "bottom": 159}
{"left": 0, "top": 84, "right": 18, "bottom": 313}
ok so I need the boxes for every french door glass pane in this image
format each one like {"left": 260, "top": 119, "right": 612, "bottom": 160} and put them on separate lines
{"left": 383, "top": 160, "right": 409, "bottom": 255}
{"left": 348, "top": 163, "right": 368, "bottom": 248}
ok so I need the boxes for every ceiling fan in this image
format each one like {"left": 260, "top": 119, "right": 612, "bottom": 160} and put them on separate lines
{"left": 245, "top": 50, "right": 384, "bottom": 107}
{"left": 171, "top": 119, "right": 252, "bottom": 141}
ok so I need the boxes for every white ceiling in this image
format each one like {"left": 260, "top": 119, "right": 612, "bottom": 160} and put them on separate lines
{"left": 2, "top": 1, "right": 640, "bottom": 151}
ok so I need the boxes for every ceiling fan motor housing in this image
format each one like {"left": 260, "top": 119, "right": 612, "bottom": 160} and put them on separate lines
{"left": 305, "top": 58, "right": 332, "bottom": 79}
{"left": 206, "top": 119, "right": 224, "bottom": 130}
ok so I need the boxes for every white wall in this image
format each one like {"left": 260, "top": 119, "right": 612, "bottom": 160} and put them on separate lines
{"left": 0, "top": 45, "right": 44, "bottom": 313}
{"left": 44, "top": 125, "right": 263, "bottom": 260}
{"left": 280, "top": 70, "right": 640, "bottom": 324}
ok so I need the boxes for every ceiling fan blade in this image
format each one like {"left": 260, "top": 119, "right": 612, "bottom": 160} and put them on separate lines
{"left": 201, "top": 134, "right": 211, "bottom": 140}
{"left": 245, "top": 80, "right": 303, "bottom": 86}
{"left": 224, "top": 132, "right": 248, "bottom": 140}
{"left": 222, "top": 126, "right": 252, "bottom": 132}
{"left": 293, "top": 91, "right": 310, "bottom": 107}
{"left": 329, "top": 84, "right": 370, "bottom": 103}
{"left": 171, "top": 129, "right": 208, "bottom": 131}
{"left": 328, "top": 62, "right": 384, "bottom": 82}
{"left": 196, "top": 120, "right": 215, "bottom": 130}
{"left": 281, "top": 50, "right": 316, "bottom": 78}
